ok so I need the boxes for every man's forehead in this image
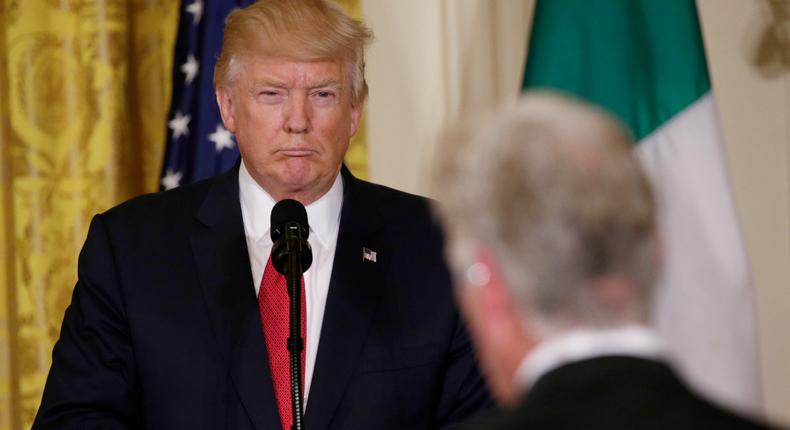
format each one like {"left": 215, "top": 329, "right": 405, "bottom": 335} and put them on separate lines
{"left": 243, "top": 57, "right": 346, "bottom": 86}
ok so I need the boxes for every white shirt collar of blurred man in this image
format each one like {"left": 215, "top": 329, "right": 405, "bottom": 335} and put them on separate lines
{"left": 515, "top": 324, "right": 668, "bottom": 390}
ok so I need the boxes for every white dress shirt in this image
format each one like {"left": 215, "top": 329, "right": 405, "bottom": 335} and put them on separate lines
{"left": 514, "top": 324, "right": 668, "bottom": 390}
{"left": 238, "top": 162, "right": 343, "bottom": 408}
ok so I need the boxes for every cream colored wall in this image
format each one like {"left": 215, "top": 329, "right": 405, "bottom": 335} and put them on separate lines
{"left": 363, "top": 0, "right": 790, "bottom": 423}
{"left": 363, "top": 0, "right": 533, "bottom": 193}
{"left": 362, "top": 1, "right": 444, "bottom": 194}
{"left": 697, "top": 0, "right": 790, "bottom": 424}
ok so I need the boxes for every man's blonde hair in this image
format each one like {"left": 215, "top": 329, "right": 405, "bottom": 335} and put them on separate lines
{"left": 433, "top": 92, "right": 658, "bottom": 330}
{"left": 214, "top": 0, "right": 373, "bottom": 106}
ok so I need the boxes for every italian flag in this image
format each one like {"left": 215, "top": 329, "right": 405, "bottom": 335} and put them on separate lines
{"left": 523, "top": 0, "right": 760, "bottom": 412}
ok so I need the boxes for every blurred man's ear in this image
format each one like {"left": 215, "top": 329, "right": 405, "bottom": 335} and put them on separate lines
{"left": 478, "top": 253, "right": 513, "bottom": 332}
{"left": 216, "top": 86, "right": 236, "bottom": 133}
{"left": 476, "top": 250, "right": 529, "bottom": 353}
{"left": 463, "top": 248, "right": 538, "bottom": 405}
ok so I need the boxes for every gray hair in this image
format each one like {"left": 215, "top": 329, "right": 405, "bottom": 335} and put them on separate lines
{"left": 432, "top": 92, "right": 658, "bottom": 332}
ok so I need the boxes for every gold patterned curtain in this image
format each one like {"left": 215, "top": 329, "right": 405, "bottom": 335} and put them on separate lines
{"left": 0, "top": 1, "right": 366, "bottom": 429}
{"left": 0, "top": 1, "right": 180, "bottom": 428}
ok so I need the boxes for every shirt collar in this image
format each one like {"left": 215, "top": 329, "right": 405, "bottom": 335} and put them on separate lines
{"left": 239, "top": 161, "right": 344, "bottom": 249}
{"left": 514, "top": 324, "right": 667, "bottom": 390}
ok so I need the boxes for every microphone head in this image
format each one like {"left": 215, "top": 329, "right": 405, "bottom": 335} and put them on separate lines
{"left": 270, "top": 199, "right": 313, "bottom": 275}
{"left": 270, "top": 199, "right": 309, "bottom": 243}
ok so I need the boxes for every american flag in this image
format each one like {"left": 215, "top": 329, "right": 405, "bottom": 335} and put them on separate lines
{"left": 160, "top": 0, "right": 255, "bottom": 190}
{"left": 362, "top": 247, "right": 377, "bottom": 263}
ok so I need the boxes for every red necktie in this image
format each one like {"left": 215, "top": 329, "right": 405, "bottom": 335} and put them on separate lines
{"left": 258, "top": 255, "right": 306, "bottom": 430}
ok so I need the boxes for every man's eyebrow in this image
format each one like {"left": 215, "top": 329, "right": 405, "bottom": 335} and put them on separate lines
{"left": 308, "top": 78, "right": 342, "bottom": 89}
{"left": 250, "top": 80, "right": 288, "bottom": 92}
{"left": 249, "top": 78, "right": 343, "bottom": 92}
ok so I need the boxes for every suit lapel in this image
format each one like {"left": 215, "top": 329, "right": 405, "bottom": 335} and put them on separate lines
{"left": 189, "top": 165, "right": 281, "bottom": 430}
{"left": 304, "top": 167, "right": 388, "bottom": 429}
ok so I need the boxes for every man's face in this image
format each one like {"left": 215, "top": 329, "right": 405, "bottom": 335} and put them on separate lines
{"left": 217, "top": 56, "right": 361, "bottom": 204}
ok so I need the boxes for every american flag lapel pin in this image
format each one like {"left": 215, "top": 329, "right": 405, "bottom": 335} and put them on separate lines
{"left": 362, "top": 247, "right": 377, "bottom": 263}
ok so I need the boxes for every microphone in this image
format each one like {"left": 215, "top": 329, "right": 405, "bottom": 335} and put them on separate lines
{"left": 269, "top": 198, "right": 311, "bottom": 430}
{"left": 270, "top": 199, "right": 313, "bottom": 275}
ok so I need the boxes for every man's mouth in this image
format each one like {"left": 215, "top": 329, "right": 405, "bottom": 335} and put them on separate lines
{"left": 279, "top": 149, "right": 316, "bottom": 157}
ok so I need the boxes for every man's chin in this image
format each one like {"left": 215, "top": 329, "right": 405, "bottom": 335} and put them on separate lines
{"left": 279, "top": 169, "right": 317, "bottom": 188}
{"left": 273, "top": 173, "right": 336, "bottom": 203}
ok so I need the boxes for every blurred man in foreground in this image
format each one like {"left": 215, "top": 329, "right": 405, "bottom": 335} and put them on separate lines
{"left": 431, "top": 92, "right": 774, "bottom": 429}
{"left": 34, "top": 1, "right": 490, "bottom": 428}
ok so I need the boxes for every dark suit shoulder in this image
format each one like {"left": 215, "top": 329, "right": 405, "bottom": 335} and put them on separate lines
{"left": 101, "top": 174, "right": 218, "bottom": 224}
{"left": 486, "top": 406, "right": 774, "bottom": 430}
{"left": 349, "top": 176, "right": 431, "bottom": 209}
{"left": 482, "top": 356, "right": 776, "bottom": 430}
{"left": 345, "top": 176, "right": 438, "bottom": 233}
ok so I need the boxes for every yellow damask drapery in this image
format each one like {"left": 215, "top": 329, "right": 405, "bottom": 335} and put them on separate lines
{"left": 0, "top": 1, "right": 181, "bottom": 428}
{"left": 0, "top": 1, "right": 366, "bottom": 429}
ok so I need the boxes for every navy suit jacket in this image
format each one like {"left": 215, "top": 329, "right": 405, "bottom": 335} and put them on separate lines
{"left": 481, "top": 356, "right": 774, "bottom": 430}
{"left": 34, "top": 164, "right": 491, "bottom": 429}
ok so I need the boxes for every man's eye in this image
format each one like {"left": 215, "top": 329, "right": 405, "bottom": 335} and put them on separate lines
{"left": 315, "top": 91, "right": 334, "bottom": 98}
{"left": 258, "top": 90, "right": 284, "bottom": 103}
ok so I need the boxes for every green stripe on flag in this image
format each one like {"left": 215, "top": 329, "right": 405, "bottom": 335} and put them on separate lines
{"left": 522, "top": 0, "right": 710, "bottom": 141}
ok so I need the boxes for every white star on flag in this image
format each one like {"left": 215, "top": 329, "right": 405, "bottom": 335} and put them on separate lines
{"left": 181, "top": 54, "right": 198, "bottom": 84}
{"left": 168, "top": 112, "right": 191, "bottom": 140}
{"left": 208, "top": 124, "right": 235, "bottom": 152}
{"left": 161, "top": 169, "right": 183, "bottom": 190}
{"left": 186, "top": 0, "right": 203, "bottom": 25}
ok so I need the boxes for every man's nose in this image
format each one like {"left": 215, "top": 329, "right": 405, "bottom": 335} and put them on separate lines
{"left": 284, "top": 95, "right": 310, "bottom": 134}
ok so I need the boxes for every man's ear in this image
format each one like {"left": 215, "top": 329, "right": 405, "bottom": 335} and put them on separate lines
{"left": 349, "top": 102, "right": 363, "bottom": 137}
{"left": 470, "top": 247, "right": 539, "bottom": 405}
{"left": 216, "top": 86, "right": 236, "bottom": 133}
{"left": 476, "top": 250, "right": 514, "bottom": 325}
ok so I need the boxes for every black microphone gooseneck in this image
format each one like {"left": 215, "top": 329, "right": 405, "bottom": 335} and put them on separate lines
{"left": 270, "top": 199, "right": 313, "bottom": 430}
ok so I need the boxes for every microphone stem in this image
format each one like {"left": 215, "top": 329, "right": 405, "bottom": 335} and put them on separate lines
{"left": 287, "top": 237, "right": 305, "bottom": 430}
